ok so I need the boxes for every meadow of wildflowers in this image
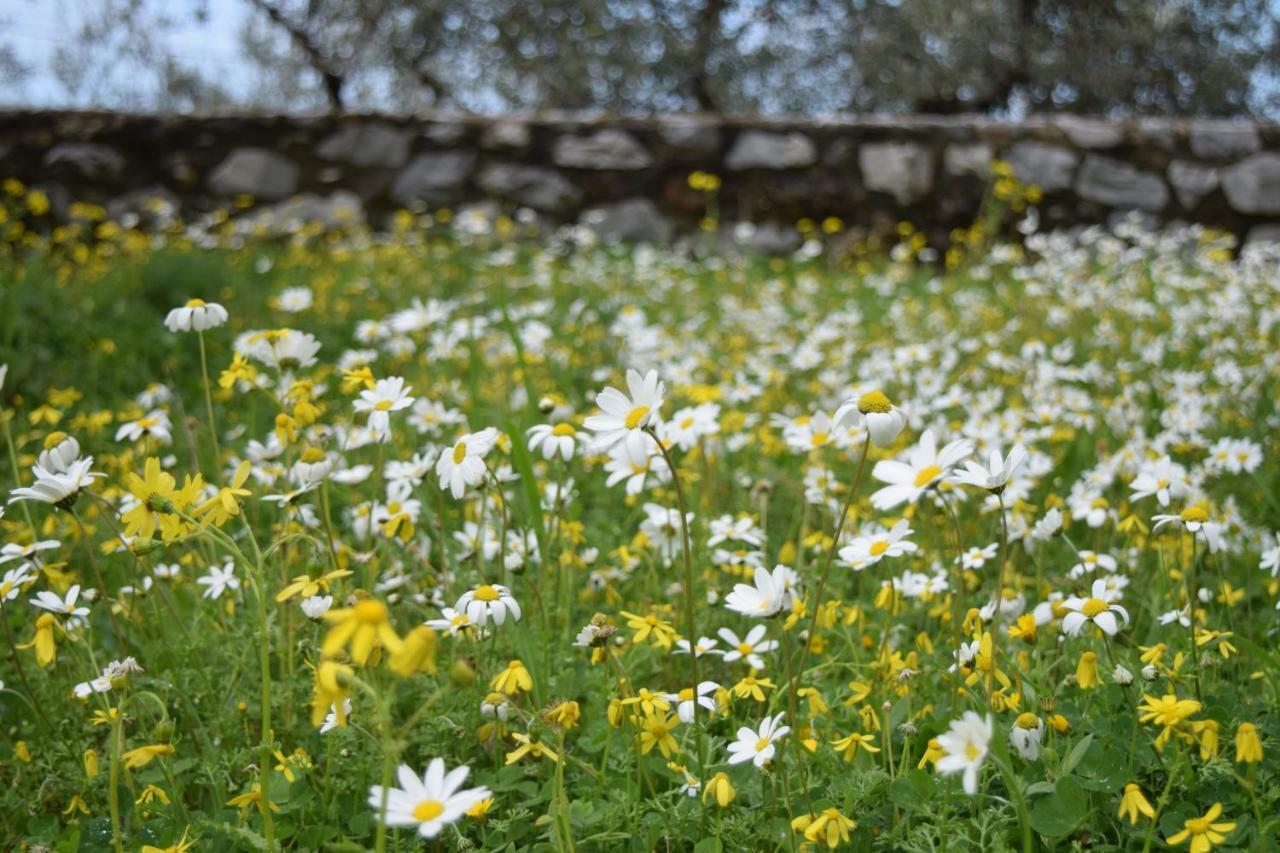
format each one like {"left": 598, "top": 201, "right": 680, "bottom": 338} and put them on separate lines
{"left": 1, "top": 176, "right": 1278, "bottom": 851}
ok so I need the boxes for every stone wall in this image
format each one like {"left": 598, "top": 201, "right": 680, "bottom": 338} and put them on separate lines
{"left": 3, "top": 110, "right": 1280, "bottom": 247}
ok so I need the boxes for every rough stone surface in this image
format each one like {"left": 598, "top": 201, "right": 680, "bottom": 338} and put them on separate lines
{"left": 1075, "top": 155, "right": 1169, "bottom": 210}
{"left": 580, "top": 198, "right": 671, "bottom": 243}
{"left": 480, "top": 121, "right": 531, "bottom": 151}
{"left": 859, "top": 142, "right": 934, "bottom": 204}
{"left": 1189, "top": 122, "right": 1261, "bottom": 159}
{"left": 1055, "top": 116, "right": 1125, "bottom": 149}
{"left": 726, "top": 131, "right": 817, "bottom": 170}
{"left": 1247, "top": 223, "right": 1280, "bottom": 244}
{"left": 553, "top": 130, "right": 652, "bottom": 170}
{"left": 248, "top": 190, "right": 366, "bottom": 232}
{"left": 1222, "top": 153, "right": 1280, "bottom": 214}
{"left": 1004, "top": 142, "right": 1079, "bottom": 191}
{"left": 43, "top": 143, "right": 126, "bottom": 179}
{"left": 208, "top": 148, "right": 298, "bottom": 200}
{"left": 477, "top": 162, "right": 582, "bottom": 212}
{"left": 317, "top": 122, "right": 411, "bottom": 169}
{"left": 423, "top": 122, "right": 468, "bottom": 145}
{"left": 390, "top": 151, "right": 476, "bottom": 206}
{"left": 1167, "top": 160, "right": 1219, "bottom": 209}
{"left": 658, "top": 118, "right": 722, "bottom": 154}
{"left": 944, "top": 142, "right": 993, "bottom": 178}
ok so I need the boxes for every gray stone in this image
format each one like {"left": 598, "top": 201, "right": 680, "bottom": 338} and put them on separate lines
{"left": 658, "top": 118, "right": 722, "bottom": 153}
{"left": 1075, "top": 155, "right": 1169, "bottom": 210}
{"left": 1222, "top": 153, "right": 1280, "bottom": 214}
{"left": 106, "top": 186, "right": 181, "bottom": 227}
{"left": 316, "top": 122, "right": 411, "bottom": 169}
{"left": 859, "top": 142, "right": 934, "bottom": 205}
{"left": 737, "top": 221, "right": 802, "bottom": 255}
{"left": 553, "top": 130, "right": 652, "bottom": 170}
{"left": 43, "top": 143, "right": 126, "bottom": 179}
{"left": 1246, "top": 223, "right": 1280, "bottom": 244}
{"left": 1167, "top": 160, "right": 1219, "bottom": 209}
{"left": 944, "top": 142, "right": 993, "bottom": 178}
{"left": 1003, "top": 141, "right": 1079, "bottom": 191}
{"left": 247, "top": 190, "right": 365, "bottom": 232}
{"left": 580, "top": 198, "right": 671, "bottom": 243}
{"left": 208, "top": 148, "right": 299, "bottom": 201}
{"left": 477, "top": 162, "right": 582, "bottom": 212}
{"left": 725, "top": 130, "right": 817, "bottom": 170}
{"left": 1054, "top": 116, "right": 1125, "bottom": 148}
{"left": 390, "top": 151, "right": 477, "bottom": 206}
{"left": 1189, "top": 122, "right": 1261, "bottom": 159}
{"left": 480, "top": 121, "right": 531, "bottom": 151}
{"left": 1135, "top": 118, "right": 1177, "bottom": 150}
{"left": 423, "top": 122, "right": 468, "bottom": 145}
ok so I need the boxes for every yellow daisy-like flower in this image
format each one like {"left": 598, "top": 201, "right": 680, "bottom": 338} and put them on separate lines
{"left": 505, "top": 732, "right": 560, "bottom": 765}
{"left": 637, "top": 711, "right": 681, "bottom": 758}
{"left": 792, "top": 808, "right": 857, "bottom": 849}
{"left": 1116, "top": 783, "right": 1155, "bottom": 825}
{"left": 321, "top": 598, "right": 402, "bottom": 665}
{"left": 1166, "top": 803, "right": 1235, "bottom": 852}
{"left": 122, "top": 743, "right": 175, "bottom": 769}
{"left": 831, "top": 731, "right": 881, "bottom": 761}
{"left": 196, "top": 460, "right": 253, "bottom": 526}
{"left": 276, "top": 568, "right": 353, "bottom": 603}
{"left": 490, "top": 660, "right": 533, "bottom": 696}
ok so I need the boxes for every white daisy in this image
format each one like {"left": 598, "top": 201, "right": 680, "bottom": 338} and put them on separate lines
{"left": 869, "top": 429, "right": 973, "bottom": 510}
{"left": 164, "top": 298, "right": 228, "bottom": 332}
{"left": 935, "top": 711, "right": 992, "bottom": 795}
{"left": 435, "top": 428, "right": 498, "bottom": 499}
{"left": 726, "top": 712, "right": 790, "bottom": 768}
{"left": 367, "top": 759, "right": 491, "bottom": 839}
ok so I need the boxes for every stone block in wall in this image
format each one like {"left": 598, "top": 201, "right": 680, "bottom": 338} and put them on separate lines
{"left": 1075, "top": 155, "right": 1169, "bottom": 211}
{"left": 1004, "top": 141, "right": 1078, "bottom": 191}
{"left": 391, "top": 151, "right": 477, "bottom": 206}
{"left": 725, "top": 131, "right": 817, "bottom": 170}
{"left": 580, "top": 198, "right": 671, "bottom": 243}
{"left": 43, "top": 143, "right": 126, "bottom": 180}
{"left": 944, "top": 143, "right": 993, "bottom": 178}
{"left": 480, "top": 121, "right": 531, "bottom": 151}
{"left": 423, "top": 121, "right": 468, "bottom": 145}
{"left": 1222, "top": 153, "right": 1280, "bottom": 214}
{"left": 1054, "top": 116, "right": 1125, "bottom": 149}
{"left": 553, "top": 130, "right": 653, "bottom": 170}
{"left": 1247, "top": 223, "right": 1280, "bottom": 244}
{"left": 477, "top": 162, "right": 582, "bottom": 213}
{"left": 317, "top": 122, "right": 411, "bottom": 169}
{"left": 208, "top": 148, "right": 299, "bottom": 201}
{"left": 1189, "top": 122, "right": 1261, "bottom": 159}
{"left": 658, "top": 118, "right": 722, "bottom": 154}
{"left": 1167, "top": 160, "right": 1219, "bottom": 209}
{"left": 859, "top": 142, "right": 934, "bottom": 205}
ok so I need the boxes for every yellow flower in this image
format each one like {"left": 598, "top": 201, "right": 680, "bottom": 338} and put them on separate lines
{"left": 1235, "top": 722, "right": 1263, "bottom": 763}
{"left": 310, "top": 659, "right": 354, "bottom": 727}
{"left": 792, "top": 808, "right": 857, "bottom": 849}
{"left": 831, "top": 731, "right": 881, "bottom": 762}
{"left": 219, "top": 352, "right": 258, "bottom": 389}
{"left": 196, "top": 460, "right": 253, "bottom": 526}
{"left": 1193, "top": 719, "right": 1220, "bottom": 761}
{"left": 340, "top": 366, "right": 377, "bottom": 393}
{"left": 620, "top": 688, "right": 670, "bottom": 717}
{"left": 141, "top": 827, "right": 196, "bottom": 853}
{"left": 122, "top": 743, "right": 175, "bottom": 769}
{"left": 1138, "top": 693, "right": 1202, "bottom": 751}
{"left": 84, "top": 748, "right": 99, "bottom": 779}
{"left": 466, "top": 797, "right": 495, "bottom": 821}
{"left": 703, "top": 772, "right": 735, "bottom": 808}
{"left": 505, "top": 732, "right": 559, "bottom": 765}
{"left": 732, "top": 675, "right": 776, "bottom": 702}
{"left": 638, "top": 711, "right": 681, "bottom": 758}
{"left": 918, "top": 738, "right": 945, "bottom": 769}
{"left": 15, "top": 741, "right": 32, "bottom": 763}
{"left": 618, "top": 609, "right": 678, "bottom": 649}
{"left": 387, "top": 626, "right": 438, "bottom": 678}
{"left": 545, "top": 700, "right": 581, "bottom": 729}
{"left": 1075, "top": 650, "right": 1100, "bottom": 689}
{"left": 22, "top": 613, "right": 59, "bottom": 667}
{"left": 136, "top": 784, "right": 171, "bottom": 805}
{"left": 490, "top": 659, "right": 533, "bottom": 695}
{"left": 1166, "top": 803, "right": 1235, "bottom": 852}
{"left": 1008, "top": 613, "right": 1038, "bottom": 643}
{"left": 276, "top": 567, "right": 352, "bottom": 602}
{"left": 321, "top": 597, "right": 402, "bottom": 665}
{"left": 1116, "top": 783, "right": 1155, "bottom": 825}
{"left": 121, "top": 457, "right": 184, "bottom": 541}
{"left": 226, "top": 785, "right": 280, "bottom": 812}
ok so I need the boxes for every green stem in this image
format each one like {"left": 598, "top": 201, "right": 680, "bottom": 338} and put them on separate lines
{"left": 197, "top": 330, "right": 222, "bottom": 463}
{"left": 109, "top": 711, "right": 124, "bottom": 853}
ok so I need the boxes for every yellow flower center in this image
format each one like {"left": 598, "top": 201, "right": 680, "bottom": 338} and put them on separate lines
{"left": 374, "top": 400, "right": 394, "bottom": 411}
{"left": 1179, "top": 506, "right": 1209, "bottom": 524}
{"left": 184, "top": 298, "right": 207, "bottom": 308}
{"left": 1014, "top": 712, "right": 1040, "bottom": 729}
{"left": 738, "top": 642, "right": 753, "bottom": 654}
{"left": 43, "top": 431, "right": 68, "bottom": 449}
{"left": 964, "top": 742, "right": 981, "bottom": 760}
{"left": 474, "top": 585, "right": 501, "bottom": 602}
{"left": 552, "top": 423, "right": 576, "bottom": 437}
{"left": 412, "top": 799, "right": 445, "bottom": 822}
{"left": 624, "top": 406, "right": 651, "bottom": 430}
{"left": 354, "top": 600, "right": 388, "bottom": 623}
{"left": 870, "top": 540, "right": 889, "bottom": 556}
{"left": 811, "top": 432, "right": 829, "bottom": 446}
{"left": 452, "top": 442, "right": 467, "bottom": 464}
{"left": 300, "top": 447, "right": 326, "bottom": 463}
{"left": 1081, "top": 598, "right": 1109, "bottom": 617}
{"left": 680, "top": 416, "right": 695, "bottom": 429}
{"left": 755, "top": 737, "right": 771, "bottom": 752}
{"left": 1185, "top": 817, "right": 1210, "bottom": 834}
{"left": 858, "top": 390, "right": 892, "bottom": 414}
{"left": 913, "top": 465, "right": 942, "bottom": 488}
{"left": 679, "top": 688, "right": 694, "bottom": 700}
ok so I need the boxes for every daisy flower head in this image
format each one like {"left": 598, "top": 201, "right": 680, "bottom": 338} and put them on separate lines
{"left": 664, "top": 681, "right": 721, "bottom": 723}
{"left": 8, "top": 456, "right": 104, "bottom": 509}
{"left": 833, "top": 389, "right": 907, "bottom": 447}
{"left": 718, "top": 624, "right": 778, "bottom": 669}
{"left": 1152, "top": 505, "right": 1226, "bottom": 553}
{"left": 31, "top": 583, "right": 91, "bottom": 623}
{"left": 454, "top": 583, "right": 521, "bottom": 628}
{"left": 1061, "top": 579, "right": 1129, "bottom": 636}
{"left": 1130, "top": 456, "right": 1189, "bottom": 507}
{"left": 953, "top": 443, "right": 1028, "bottom": 494}
{"left": 426, "top": 607, "right": 474, "bottom": 637}
{"left": 726, "top": 712, "right": 790, "bottom": 768}
{"left": 1165, "top": 803, "right": 1235, "bottom": 852}
{"left": 36, "top": 432, "right": 81, "bottom": 474}
{"left": 353, "top": 377, "right": 415, "bottom": 441}
{"left": 367, "top": 759, "right": 492, "bottom": 839}
{"left": 164, "top": 298, "right": 228, "bottom": 333}
{"left": 583, "top": 368, "right": 665, "bottom": 456}
{"left": 724, "top": 564, "right": 797, "bottom": 619}
{"left": 935, "top": 711, "right": 992, "bottom": 795}
{"left": 839, "top": 519, "right": 918, "bottom": 570}
{"left": 526, "top": 421, "right": 579, "bottom": 461}
{"left": 870, "top": 429, "right": 973, "bottom": 510}
{"left": 436, "top": 427, "right": 499, "bottom": 499}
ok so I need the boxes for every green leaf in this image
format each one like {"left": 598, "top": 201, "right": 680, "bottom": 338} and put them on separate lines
{"left": 888, "top": 769, "right": 936, "bottom": 811}
{"left": 1060, "top": 733, "right": 1093, "bottom": 776}
{"left": 694, "top": 839, "right": 724, "bottom": 853}
{"left": 1030, "top": 776, "right": 1088, "bottom": 838}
